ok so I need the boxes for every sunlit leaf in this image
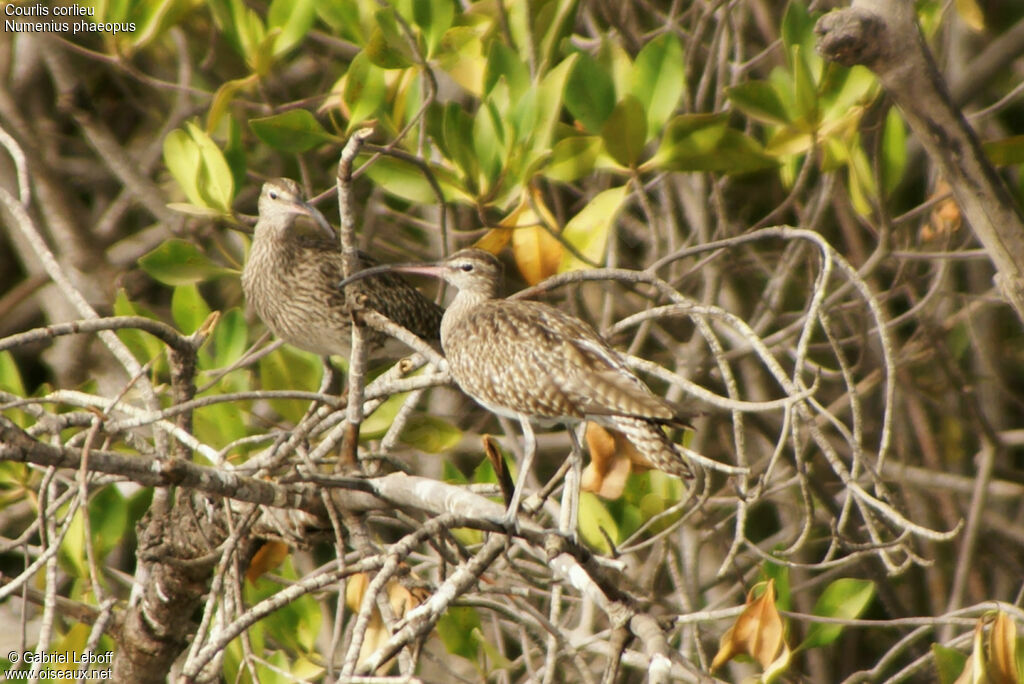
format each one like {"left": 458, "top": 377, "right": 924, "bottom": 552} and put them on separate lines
{"left": 560, "top": 185, "right": 628, "bottom": 271}
{"left": 578, "top": 491, "right": 618, "bottom": 552}
{"left": 268, "top": 0, "right": 316, "bottom": 56}
{"left": 163, "top": 128, "right": 204, "bottom": 207}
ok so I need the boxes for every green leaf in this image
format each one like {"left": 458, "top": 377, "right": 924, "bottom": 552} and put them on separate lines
{"left": 361, "top": 392, "right": 410, "bottom": 439}
{"left": 565, "top": 51, "right": 616, "bottom": 134}
{"left": 139, "top": 239, "right": 236, "bottom": 286}
{"left": 560, "top": 185, "right": 628, "bottom": 270}
{"left": 881, "top": 108, "right": 907, "bottom": 194}
{"left": 400, "top": 415, "right": 462, "bottom": 453}
{"left": 0, "top": 350, "right": 26, "bottom": 398}
{"left": 163, "top": 129, "right": 204, "bottom": 207}
{"left": 88, "top": 486, "right": 128, "bottom": 560}
{"left": 210, "top": 308, "right": 249, "bottom": 369}
{"left": 984, "top": 134, "right": 1024, "bottom": 166}
{"left": 532, "top": 54, "right": 578, "bottom": 149}
{"left": 800, "top": 578, "right": 875, "bottom": 650}
{"left": 194, "top": 380, "right": 248, "bottom": 449}
{"left": 363, "top": 155, "right": 462, "bottom": 204}
{"left": 544, "top": 135, "right": 601, "bottom": 182}
{"left": 249, "top": 110, "right": 338, "bottom": 153}
{"left": 631, "top": 33, "right": 685, "bottom": 133}
{"left": 344, "top": 52, "right": 388, "bottom": 127}
{"left": 186, "top": 122, "right": 235, "bottom": 212}
{"left": 647, "top": 114, "right": 778, "bottom": 174}
{"left": 791, "top": 44, "right": 819, "bottom": 126}
{"left": 112, "top": 289, "right": 165, "bottom": 369}
{"left": 171, "top": 284, "right": 212, "bottom": 335}
{"left": 268, "top": 0, "right": 316, "bottom": 56}
{"left": 437, "top": 606, "right": 483, "bottom": 659}
{"left": 601, "top": 95, "right": 647, "bottom": 167}
{"left": 207, "top": 75, "right": 256, "bottom": 135}
{"left": 932, "top": 644, "right": 968, "bottom": 684}
{"left": 258, "top": 346, "right": 323, "bottom": 423}
{"left": 782, "top": 0, "right": 821, "bottom": 77}
{"left": 412, "top": 0, "right": 455, "bottom": 56}
{"left": 578, "top": 492, "right": 618, "bottom": 552}
{"left": 760, "top": 559, "right": 792, "bottom": 611}
{"left": 365, "top": 7, "right": 415, "bottom": 69}
{"left": 727, "top": 81, "right": 792, "bottom": 126}
{"left": 483, "top": 41, "right": 529, "bottom": 99}
{"left": 473, "top": 98, "right": 505, "bottom": 188}
{"left": 443, "top": 102, "right": 480, "bottom": 185}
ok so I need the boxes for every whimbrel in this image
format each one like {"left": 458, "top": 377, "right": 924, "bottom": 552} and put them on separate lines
{"left": 241, "top": 178, "right": 444, "bottom": 360}
{"left": 339, "top": 248, "right": 694, "bottom": 524}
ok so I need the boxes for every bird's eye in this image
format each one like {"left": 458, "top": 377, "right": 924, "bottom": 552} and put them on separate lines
{"left": 268, "top": 191, "right": 279, "bottom": 200}
{"left": 460, "top": 263, "right": 474, "bottom": 272}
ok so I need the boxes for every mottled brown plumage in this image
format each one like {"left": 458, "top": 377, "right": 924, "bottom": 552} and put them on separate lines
{"left": 241, "top": 178, "right": 443, "bottom": 359}
{"left": 340, "top": 248, "right": 692, "bottom": 522}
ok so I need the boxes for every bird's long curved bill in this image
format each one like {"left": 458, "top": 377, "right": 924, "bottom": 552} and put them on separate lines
{"left": 294, "top": 201, "right": 335, "bottom": 239}
{"left": 338, "top": 262, "right": 445, "bottom": 290}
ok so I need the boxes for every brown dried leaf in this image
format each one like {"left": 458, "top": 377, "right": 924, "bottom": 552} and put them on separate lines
{"left": 921, "top": 179, "right": 962, "bottom": 241}
{"left": 582, "top": 423, "right": 643, "bottom": 499}
{"left": 712, "top": 580, "right": 790, "bottom": 674}
{"left": 483, "top": 434, "right": 514, "bottom": 505}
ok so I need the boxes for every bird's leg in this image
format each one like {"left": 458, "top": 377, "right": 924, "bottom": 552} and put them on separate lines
{"left": 561, "top": 426, "right": 584, "bottom": 542}
{"left": 503, "top": 416, "right": 537, "bottom": 531}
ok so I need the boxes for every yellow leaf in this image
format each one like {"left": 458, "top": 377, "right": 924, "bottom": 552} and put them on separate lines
{"left": 955, "top": 620, "right": 988, "bottom": 684}
{"left": 508, "top": 188, "right": 562, "bottom": 285}
{"left": 473, "top": 228, "right": 513, "bottom": 254}
{"left": 956, "top": 0, "right": 985, "bottom": 32}
{"left": 345, "top": 572, "right": 370, "bottom": 612}
{"left": 988, "top": 611, "right": 1019, "bottom": 684}
{"left": 245, "top": 541, "right": 290, "bottom": 582}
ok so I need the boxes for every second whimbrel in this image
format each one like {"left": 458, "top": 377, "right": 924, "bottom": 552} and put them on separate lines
{"left": 339, "top": 248, "right": 694, "bottom": 524}
{"left": 241, "top": 178, "right": 444, "bottom": 361}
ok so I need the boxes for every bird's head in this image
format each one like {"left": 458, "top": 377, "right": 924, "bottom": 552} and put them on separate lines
{"left": 337, "top": 248, "right": 503, "bottom": 298}
{"left": 257, "top": 178, "right": 334, "bottom": 238}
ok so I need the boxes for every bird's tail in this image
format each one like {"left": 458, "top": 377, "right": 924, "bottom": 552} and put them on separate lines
{"left": 608, "top": 416, "right": 694, "bottom": 479}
